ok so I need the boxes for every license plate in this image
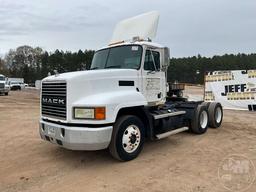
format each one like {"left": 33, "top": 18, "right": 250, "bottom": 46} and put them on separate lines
{"left": 48, "top": 126, "right": 55, "bottom": 136}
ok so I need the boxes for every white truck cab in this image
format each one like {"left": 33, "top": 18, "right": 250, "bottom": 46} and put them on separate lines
{"left": 0, "top": 74, "right": 10, "bottom": 96}
{"left": 39, "top": 12, "right": 223, "bottom": 161}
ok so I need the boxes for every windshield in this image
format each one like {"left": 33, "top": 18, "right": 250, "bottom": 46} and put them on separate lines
{"left": 90, "top": 45, "right": 142, "bottom": 70}
{"left": 0, "top": 76, "right": 4, "bottom": 81}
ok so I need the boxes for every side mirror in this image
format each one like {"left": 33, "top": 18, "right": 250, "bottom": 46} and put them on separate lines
{"left": 162, "top": 47, "right": 170, "bottom": 71}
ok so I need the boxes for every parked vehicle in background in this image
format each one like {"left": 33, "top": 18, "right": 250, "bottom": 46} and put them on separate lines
{"left": 9, "top": 81, "right": 25, "bottom": 90}
{"left": 0, "top": 74, "right": 10, "bottom": 95}
{"left": 7, "top": 78, "right": 25, "bottom": 90}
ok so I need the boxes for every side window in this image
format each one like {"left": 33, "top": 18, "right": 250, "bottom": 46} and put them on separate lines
{"left": 152, "top": 51, "right": 160, "bottom": 71}
{"left": 144, "top": 50, "right": 160, "bottom": 71}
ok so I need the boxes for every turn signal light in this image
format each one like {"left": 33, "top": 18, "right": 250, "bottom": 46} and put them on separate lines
{"left": 95, "top": 107, "right": 106, "bottom": 120}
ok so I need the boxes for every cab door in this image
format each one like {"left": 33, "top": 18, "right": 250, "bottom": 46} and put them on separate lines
{"left": 142, "top": 49, "right": 165, "bottom": 104}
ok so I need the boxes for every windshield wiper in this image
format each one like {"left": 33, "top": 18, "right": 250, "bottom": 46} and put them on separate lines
{"left": 105, "top": 65, "right": 121, "bottom": 69}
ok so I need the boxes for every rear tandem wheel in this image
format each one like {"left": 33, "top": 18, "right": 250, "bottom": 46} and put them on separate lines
{"left": 190, "top": 105, "right": 209, "bottom": 134}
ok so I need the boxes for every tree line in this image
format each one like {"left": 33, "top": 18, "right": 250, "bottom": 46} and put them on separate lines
{"left": 0, "top": 46, "right": 94, "bottom": 84}
{"left": 0, "top": 45, "right": 256, "bottom": 84}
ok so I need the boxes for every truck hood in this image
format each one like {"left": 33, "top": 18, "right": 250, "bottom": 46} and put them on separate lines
{"left": 42, "top": 68, "right": 141, "bottom": 102}
{"left": 43, "top": 69, "right": 139, "bottom": 82}
{"left": 41, "top": 69, "right": 143, "bottom": 123}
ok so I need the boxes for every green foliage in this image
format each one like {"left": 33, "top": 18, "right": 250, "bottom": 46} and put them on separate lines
{"left": 0, "top": 57, "right": 8, "bottom": 75}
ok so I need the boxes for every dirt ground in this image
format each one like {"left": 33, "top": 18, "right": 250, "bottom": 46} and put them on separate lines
{"left": 0, "top": 88, "right": 256, "bottom": 192}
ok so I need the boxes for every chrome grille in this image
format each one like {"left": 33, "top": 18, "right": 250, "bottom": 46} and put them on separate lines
{"left": 0, "top": 83, "right": 4, "bottom": 89}
{"left": 41, "top": 81, "right": 67, "bottom": 119}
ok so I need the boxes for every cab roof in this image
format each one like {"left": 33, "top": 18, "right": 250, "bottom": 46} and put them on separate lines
{"left": 98, "top": 40, "right": 165, "bottom": 51}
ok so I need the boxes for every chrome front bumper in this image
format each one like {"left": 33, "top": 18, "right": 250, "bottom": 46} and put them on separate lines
{"left": 0, "top": 88, "right": 8, "bottom": 93}
{"left": 39, "top": 120, "right": 113, "bottom": 150}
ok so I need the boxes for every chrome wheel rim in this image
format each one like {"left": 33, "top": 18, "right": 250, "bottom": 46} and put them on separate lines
{"left": 215, "top": 107, "right": 222, "bottom": 123}
{"left": 122, "top": 125, "right": 141, "bottom": 153}
{"left": 200, "top": 111, "right": 208, "bottom": 129}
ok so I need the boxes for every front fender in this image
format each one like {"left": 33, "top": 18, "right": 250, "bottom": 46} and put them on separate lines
{"left": 72, "top": 90, "right": 147, "bottom": 123}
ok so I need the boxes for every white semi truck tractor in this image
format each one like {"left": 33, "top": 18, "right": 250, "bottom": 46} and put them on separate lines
{"left": 39, "top": 11, "right": 223, "bottom": 161}
{"left": 0, "top": 74, "right": 10, "bottom": 95}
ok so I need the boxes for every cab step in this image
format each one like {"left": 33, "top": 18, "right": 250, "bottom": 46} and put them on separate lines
{"left": 153, "top": 111, "right": 186, "bottom": 120}
{"left": 155, "top": 127, "right": 189, "bottom": 139}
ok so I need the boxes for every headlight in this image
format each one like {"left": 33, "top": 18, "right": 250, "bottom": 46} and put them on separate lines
{"left": 73, "top": 107, "right": 105, "bottom": 120}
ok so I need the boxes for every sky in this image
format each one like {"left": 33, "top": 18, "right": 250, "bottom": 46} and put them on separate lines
{"left": 0, "top": 0, "right": 255, "bottom": 58}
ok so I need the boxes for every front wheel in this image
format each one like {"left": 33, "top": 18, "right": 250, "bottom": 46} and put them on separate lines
{"left": 109, "top": 115, "right": 145, "bottom": 161}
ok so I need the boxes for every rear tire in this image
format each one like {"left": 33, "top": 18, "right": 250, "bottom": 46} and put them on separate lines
{"left": 191, "top": 105, "right": 209, "bottom": 134}
{"left": 200, "top": 102, "right": 210, "bottom": 108}
{"left": 109, "top": 115, "right": 145, "bottom": 161}
{"left": 208, "top": 102, "right": 223, "bottom": 128}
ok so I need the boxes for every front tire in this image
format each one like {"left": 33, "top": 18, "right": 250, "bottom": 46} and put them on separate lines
{"left": 109, "top": 115, "right": 145, "bottom": 161}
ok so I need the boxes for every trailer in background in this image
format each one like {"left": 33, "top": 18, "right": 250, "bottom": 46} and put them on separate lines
{"left": 8, "top": 78, "right": 24, "bottom": 83}
{"left": 204, "top": 70, "right": 256, "bottom": 111}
